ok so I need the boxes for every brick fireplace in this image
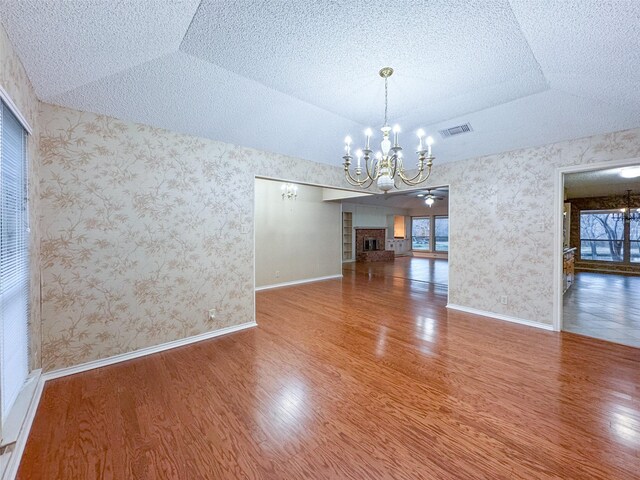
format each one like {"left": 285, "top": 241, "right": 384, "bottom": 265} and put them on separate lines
{"left": 355, "top": 228, "right": 395, "bottom": 262}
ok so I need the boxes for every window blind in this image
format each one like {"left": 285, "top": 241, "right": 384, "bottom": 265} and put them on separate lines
{"left": 0, "top": 100, "right": 29, "bottom": 425}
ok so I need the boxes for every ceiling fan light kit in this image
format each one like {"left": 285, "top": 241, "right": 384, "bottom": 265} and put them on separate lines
{"left": 342, "top": 67, "right": 435, "bottom": 192}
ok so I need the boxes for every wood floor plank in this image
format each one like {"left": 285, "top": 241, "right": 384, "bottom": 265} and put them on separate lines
{"left": 17, "top": 258, "right": 640, "bottom": 479}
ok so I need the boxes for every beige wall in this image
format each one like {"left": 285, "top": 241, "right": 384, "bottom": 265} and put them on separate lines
{"left": 422, "top": 129, "right": 640, "bottom": 323}
{"left": 255, "top": 179, "right": 341, "bottom": 288}
{"left": 35, "top": 102, "right": 640, "bottom": 369}
{"left": 0, "top": 23, "right": 42, "bottom": 370}
{"left": 38, "top": 103, "right": 346, "bottom": 371}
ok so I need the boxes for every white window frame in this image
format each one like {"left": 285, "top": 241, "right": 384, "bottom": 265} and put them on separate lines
{"left": 0, "top": 87, "right": 32, "bottom": 446}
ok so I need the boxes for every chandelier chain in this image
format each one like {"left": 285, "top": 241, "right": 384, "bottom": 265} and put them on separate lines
{"left": 384, "top": 76, "right": 388, "bottom": 127}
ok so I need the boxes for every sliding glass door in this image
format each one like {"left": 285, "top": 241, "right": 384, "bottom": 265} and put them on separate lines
{"left": 411, "top": 217, "right": 431, "bottom": 251}
{"left": 411, "top": 216, "right": 449, "bottom": 253}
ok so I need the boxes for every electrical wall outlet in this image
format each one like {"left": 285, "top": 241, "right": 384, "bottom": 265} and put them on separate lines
{"left": 208, "top": 308, "right": 216, "bottom": 320}
{"left": 275, "top": 270, "right": 280, "bottom": 278}
{"left": 500, "top": 295, "right": 508, "bottom": 305}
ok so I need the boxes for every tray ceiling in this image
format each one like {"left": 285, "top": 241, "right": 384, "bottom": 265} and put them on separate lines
{"left": 1, "top": 0, "right": 638, "bottom": 166}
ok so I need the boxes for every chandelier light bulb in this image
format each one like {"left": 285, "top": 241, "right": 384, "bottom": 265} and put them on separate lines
{"left": 417, "top": 129, "right": 425, "bottom": 138}
{"left": 392, "top": 124, "right": 400, "bottom": 147}
{"left": 375, "top": 151, "right": 382, "bottom": 160}
{"left": 426, "top": 197, "right": 435, "bottom": 206}
{"left": 364, "top": 128, "right": 373, "bottom": 150}
{"left": 426, "top": 136, "right": 434, "bottom": 146}
{"left": 356, "top": 149, "right": 363, "bottom": 169}
{"left": 345, "top": 135, "right": 352, "bottom": 145}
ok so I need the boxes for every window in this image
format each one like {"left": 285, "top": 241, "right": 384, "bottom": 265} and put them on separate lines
{"left": 579, "top": 210, "right": 624, "bottom": 262}
{"left": 0, "top": 100, "right": 29, "bottom": 426}
{"left": 411, "top": 215, "right": 449, "bottom": 252}
{"left": 631, "top": 216, "right": 640, "bottom": 263}
{"left": 411, "top": 217, "right": 430, "bottom": 250}
{"left": 434, "top": 216, "right": 449, "bottom": 252}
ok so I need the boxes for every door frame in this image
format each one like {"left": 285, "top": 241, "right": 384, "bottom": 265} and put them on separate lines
{"left": 553, "top": 156, "right": 640, "bottom": 331}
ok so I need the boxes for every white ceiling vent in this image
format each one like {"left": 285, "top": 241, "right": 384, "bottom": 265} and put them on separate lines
{"left": 439, "top": 123, "right": 473, "bottom": 139}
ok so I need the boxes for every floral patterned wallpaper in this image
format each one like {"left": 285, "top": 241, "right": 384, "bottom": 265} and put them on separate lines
{"left": 0, "top": 23, "right": 42, "bottom": 370}
{"left": 429, "top": 128, "right": 640, "bottom": 323}
{"left": 39, "top": 103, "right": 346, "bottom": 370}
{"left": 40, "top": 98, "right": 640, "bottom": 371}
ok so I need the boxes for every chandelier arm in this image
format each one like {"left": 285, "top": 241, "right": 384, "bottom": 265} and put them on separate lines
{"left": 390, "top": 154, "right": 399, "bottom": 179}
{"left": 398, "top": 164, "right": 434, "bottom": 186}
{"left": 344, "top": 167, "right": 373, "bottom": 187}
{"left": 365, "top": 154, "right": 380, "bottom": 181}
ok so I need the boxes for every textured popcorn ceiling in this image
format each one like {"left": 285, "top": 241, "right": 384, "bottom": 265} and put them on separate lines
{"left": 1, "top": 0, "right": 639, "bottom": 165}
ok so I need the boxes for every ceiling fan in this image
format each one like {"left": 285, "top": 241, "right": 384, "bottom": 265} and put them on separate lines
{"left": 417, "top": 189, "right": 445, "bottom": 207}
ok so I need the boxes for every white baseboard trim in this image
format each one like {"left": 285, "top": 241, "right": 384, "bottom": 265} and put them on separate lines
{"left": 2, "top": 370, "right": 42, "bottom": 447}
{"left": 3, "top": 374, "right": 45, "bottom": 480}
{"left": 43, "top": 321, "right": 258, "bottom": 382}
{"left": 1, "top": 322, "right": 257, "bottom": 479}
{"left": 446, "top": 304, "right": 554, "bottom": 331}
{"left": 255, "top": 274, "right": 343, "bottom": 291}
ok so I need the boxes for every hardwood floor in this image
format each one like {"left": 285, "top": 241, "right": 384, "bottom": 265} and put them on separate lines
{"left": 18, "top": 261, "right": 640, "bottom": 479}
{"left": 342, "top": 256, "right": 449, "bottom": 286}
{"left": 564, "top": 271, "right": 640, "bottom": 348}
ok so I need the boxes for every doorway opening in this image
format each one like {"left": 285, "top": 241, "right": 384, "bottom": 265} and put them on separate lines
{"left": 558, "top": 163, "right": 640, "bottom": 347}
{"left": 328, "top": 186, "right": 450, "bottom": 290}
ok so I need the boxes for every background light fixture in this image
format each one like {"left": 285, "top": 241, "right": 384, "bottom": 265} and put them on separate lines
{"left": 281, "top": 183, "right": 298, "bottom": 200}
{"left": 613, "top": 189, "right": 640, "bottom": 224}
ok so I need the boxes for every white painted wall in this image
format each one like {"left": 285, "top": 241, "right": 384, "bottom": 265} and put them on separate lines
{"left": 255, "top": 179, "right": 342, "bottom": 288}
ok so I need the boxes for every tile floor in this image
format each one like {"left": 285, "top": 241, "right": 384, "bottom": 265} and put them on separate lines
{"left": 563, "top": 271, "right": 640, "bottom": 348}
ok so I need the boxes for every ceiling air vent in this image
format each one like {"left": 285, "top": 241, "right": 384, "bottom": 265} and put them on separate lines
{"left": 439, "top": 122, "right": 473, "bottom": 139}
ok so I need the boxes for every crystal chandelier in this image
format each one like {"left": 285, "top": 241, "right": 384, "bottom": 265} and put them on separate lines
{"left": 342, "top": 67, "right": 435, "bottom": 192}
